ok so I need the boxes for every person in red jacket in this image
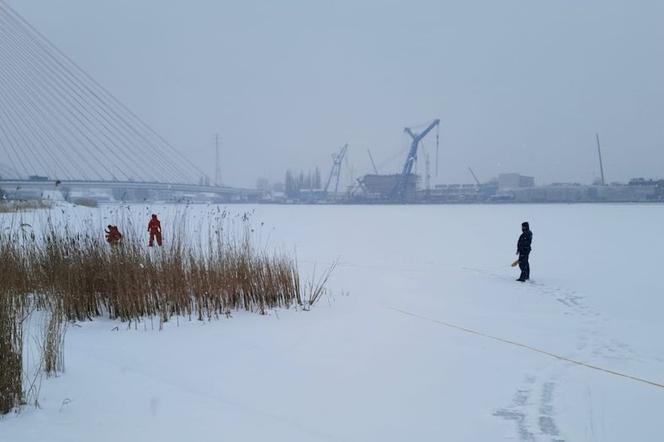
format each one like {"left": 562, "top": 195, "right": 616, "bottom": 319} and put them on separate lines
{"left": 147, "top": 214, "right": 162, "bottom": 247}
{"left": 105, "top": 225, "right": 122, "bottom": 246}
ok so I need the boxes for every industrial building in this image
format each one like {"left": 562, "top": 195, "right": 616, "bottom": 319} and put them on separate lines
{"left": 360, "top": 174, "right": 420, "bottom": 199}
{"left": 428, "top": 184, "right": 482, "bottom": 202}
{"left": 508, "top": 181, "right": 662, "bottom": 203}
{"left": 498, "top": 173, "right": 535, "bottom": 190}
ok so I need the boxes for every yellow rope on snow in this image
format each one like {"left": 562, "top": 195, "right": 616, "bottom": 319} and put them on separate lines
{"left": 388, "top": 307, "right": 664, "bottom": 390}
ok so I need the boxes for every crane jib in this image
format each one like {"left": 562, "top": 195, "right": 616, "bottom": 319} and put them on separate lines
{"left": 391, "top": 119, "right": 440, "bottom": 200}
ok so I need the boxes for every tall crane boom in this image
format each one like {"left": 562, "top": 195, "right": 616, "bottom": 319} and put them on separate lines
{"left": 595, "top": 133, "right": 606, "bottom": 185}
{"left": 392, "top": 119, "right": 440, "bottom": 200}
{"left": 324, "top": 144, "right": 349, "bottom": 198}
{"left": 367, "top": 149, "right": 379, "bottom": 174}
{"left": 468, "top": 167, "right": 481, "bottom": 186}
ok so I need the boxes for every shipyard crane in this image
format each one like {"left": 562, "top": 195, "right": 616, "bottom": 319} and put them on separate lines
{"left": 391, "top": 119, "right": 440, "bottom": 201}
{"left": 367, "top": 149, "right": 379, "bottom": 174}
{"left": 468, "top": 167, "right": 481, "bottom": 186}
{"left": 595, "top": 133, "right": 606, "bottom": 185}
{"left": 324, "top": 144, "right": 349, "bottom": 198}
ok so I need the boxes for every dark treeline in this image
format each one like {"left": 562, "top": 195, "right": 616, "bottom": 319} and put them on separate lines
{"left": 285, "top": 168, "right": 322, "bottom": 198}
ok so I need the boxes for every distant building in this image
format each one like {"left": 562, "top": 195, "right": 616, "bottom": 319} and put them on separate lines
{"left": 511, "top": 184, "right": 591, "bottom": 203}
{"left": 28, "top": 175, "right": 49, "bottom": 181}
{"left": 598, "top": 183, "right": 658, "bottom": 202}
{"left": 509, "top": 182, "right": 659, "bottom": 203}
{"left": 498, "top": 173, "right": 535, "bottom": 190}
{"left": 429, "top": 183, "right": 481, "bottom": 202}
{"left": 298, "top": 188, "right": 327, "bottom": 203}
{"left": 361, "top": 174, "right": 420, "bottom": 197}
{"left": 628, "top": 178, "right": 664, "bottom": 187}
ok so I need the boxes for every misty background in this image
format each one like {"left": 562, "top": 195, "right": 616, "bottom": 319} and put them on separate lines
{"left": 8, "top": 0, "right": 664, "bottom": 188}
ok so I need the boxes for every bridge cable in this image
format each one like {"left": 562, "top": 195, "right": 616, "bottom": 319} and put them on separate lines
{"left": 3, "top": 4, "right": 206, "bottom": 183}
{"left": 0, "top": 26, "right": 110, "bottom": 181}
{"left": 0, "top": 17, "right": 147, "bottom": 181}
{"left": 0, "top": 65, "right": 58, "bottom": 179}
{"left": 0, "top": 57, "right": 76, "bottom": 181}
{"left": 0, "top": 19, "right": 116, "bottom": 181}
{"left": 0, "top": 39, "right": 75, "bottom": 180}
{"left": 0, "top": 15, "right": 176, "bottom": 183}
{"left": 0, "top": 47, "right": 92, "bottom": 181}
{"left": 0, "top": 77, "right": 41, "bottom": 177}
{"left": 2, "top": 8, "right": 92, "bottom": 179}
{"left": 0, "top": 47, "right": 50, "bottom": 178}
{"left": 3, "top": 13, "right": 189, "bottom": 185}
{"left": 0, "top": 4, "right": 201, "bottom": 184}
{"left": 0, "top": 25, "right": 87, "bottom": 180}
{"left": 0, "top": 99, "right": 30, "bottom": 178}
{"left": 0, "top": 5, "right": 147, "bottom": 181}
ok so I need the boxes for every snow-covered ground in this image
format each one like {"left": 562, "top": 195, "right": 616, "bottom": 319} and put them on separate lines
{"left": 2, "top": 203, "right": 664, "bottom": 441}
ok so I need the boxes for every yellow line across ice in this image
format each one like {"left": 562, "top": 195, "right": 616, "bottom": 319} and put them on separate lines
{"left": 388, "top": 307, "right": 664, "bottom": 391}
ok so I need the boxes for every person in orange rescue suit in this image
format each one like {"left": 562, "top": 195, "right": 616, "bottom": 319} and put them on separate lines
{"left": 105, "top": 225, "right": 122, "bottom": 246}
{"left": 147, "top": 214, "right": 162, "bottom": 247}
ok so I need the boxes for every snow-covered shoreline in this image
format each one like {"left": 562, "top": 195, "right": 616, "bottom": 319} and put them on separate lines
{"left": 2, "top": 203, "right": 663, "bottom": 441}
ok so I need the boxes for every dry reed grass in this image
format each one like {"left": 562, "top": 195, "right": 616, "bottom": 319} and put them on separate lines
{"left": 0, "top": 200, "right": 53, "bottom": 213}
{"left": 42, "top": 304, "right": 67, "bottom": 377}
{"left": 0, "top": 209, "right": 325, "bottom": 414}
{"left": 0, "top": 294, "right": 24, "bottom": 414}
{"left": 70, "top": 197, "right": 98, "bottom": 208}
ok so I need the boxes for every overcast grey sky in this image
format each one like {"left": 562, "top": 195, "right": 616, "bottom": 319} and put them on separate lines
{"left": 8, "top": 0, "right": 664, "bottom": 187}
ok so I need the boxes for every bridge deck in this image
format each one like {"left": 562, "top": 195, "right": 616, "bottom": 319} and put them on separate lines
{"left": 0, "top": 179, "right": 263, "bottom": 197}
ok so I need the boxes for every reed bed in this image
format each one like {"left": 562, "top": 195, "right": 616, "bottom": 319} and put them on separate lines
{"left": 0, "top": 210, "right": 321, "bottom": 414}
{"left": 0, "top": 200, "right": 53, "bottom": 213}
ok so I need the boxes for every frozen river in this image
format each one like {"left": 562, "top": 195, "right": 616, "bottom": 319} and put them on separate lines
{"left": 2, "top": 203, "right": 664, "bottom": 441}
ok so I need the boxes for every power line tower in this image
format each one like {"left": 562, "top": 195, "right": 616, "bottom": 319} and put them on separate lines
{"left": 214, "top": 134, "right": 222, "bottom": 186}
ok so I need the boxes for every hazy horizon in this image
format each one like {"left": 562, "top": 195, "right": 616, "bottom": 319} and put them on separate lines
{"left": 5, "top": 0, "right": 664, "bottom": 188}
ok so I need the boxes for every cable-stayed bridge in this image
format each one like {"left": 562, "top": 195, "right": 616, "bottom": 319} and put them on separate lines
{"left": 0, "top": 2, "right": 259, "bottom": 202}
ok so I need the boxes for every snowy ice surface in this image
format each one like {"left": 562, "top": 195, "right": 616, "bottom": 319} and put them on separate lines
{"left": 1, "top": 203, "right": 663, "bottom": 441}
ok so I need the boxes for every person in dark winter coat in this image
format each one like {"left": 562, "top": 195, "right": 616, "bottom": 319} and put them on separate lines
{"left": 516, "top": 221, "right": 532, "bottom": 282}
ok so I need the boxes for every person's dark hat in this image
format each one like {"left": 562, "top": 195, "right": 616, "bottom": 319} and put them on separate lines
{"left": 521, "top": 221, "right": 529, "bottom": 229}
